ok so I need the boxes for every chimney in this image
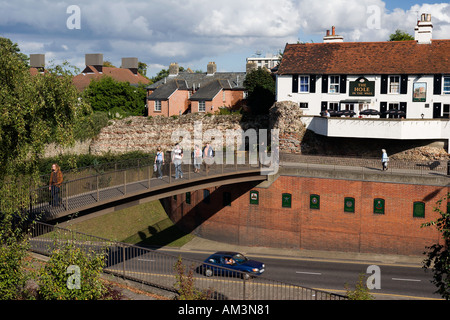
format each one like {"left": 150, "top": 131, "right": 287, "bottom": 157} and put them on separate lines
{"left": 323, "top": 26, "right": 344, "bottom": 43}
{"left": 246, "top": 61, "right": 257, "bottom": 73}
{"left": 415, "top": 13, "right": 433, "bottom": 44}
{"left": 121, "top": 57, "right": 139, "bottom": 75}
{"left": 85, "top": 53, "right": 103, "bottom": 72}
{"left": 168, "top": 63, "right": 179, "bottom": 76}
{"left": 30, "top": 54, "right": 45, "bottom": 72}
{"left": 207, "top": 62, "right": 217, "bottom": 76}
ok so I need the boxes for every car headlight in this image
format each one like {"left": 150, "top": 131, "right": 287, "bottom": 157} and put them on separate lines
{"left": 252, "top": 268, "right": 259, "bottom": 272}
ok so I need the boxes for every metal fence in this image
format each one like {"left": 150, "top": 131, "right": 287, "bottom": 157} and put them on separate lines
{"left": 28, "top": 221, "right": 347, "bottom": 300}
{"left": 29, "top": 151, "right": 266, "bottom": 221}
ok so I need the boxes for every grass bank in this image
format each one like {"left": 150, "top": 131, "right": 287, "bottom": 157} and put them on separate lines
{"left": 65, "top": 200, "right": 194, "bottom": 247}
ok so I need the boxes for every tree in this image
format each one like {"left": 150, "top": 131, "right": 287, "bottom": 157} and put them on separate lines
{"left": 83, "top": 76, "right": 147, "bottom": 117}
{"left": 389, "top": 29, "right": 414, "bottom": 41}
{"left": 344, "top": 273, "right": 374, "bottom": 300}
{"left": 422, "top": 193, "right": 450, "bottom": 300}
{"left": 0, "top": 37, "right": 83, "bottom": 299}
{"left": 244, "top": 67, "right": 275, "bottom": 115}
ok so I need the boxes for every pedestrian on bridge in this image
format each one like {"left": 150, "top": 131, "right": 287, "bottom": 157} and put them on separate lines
{"left": 49, "top": 163, "right": 63, "bottom": 207}
{"left": 381, "top": 149, "right": 389, "bottom": 171}
{"left": 203, "top": 142, "right": 214, "bottom": 174}
{"left": 193, "top": 145, "right": 202, "bottom": 173}
{"left": 172, "top": 144, "right": 183, "bottom": 179}
{"left": 154, "top": 147, "right": 165, "bottom": 179}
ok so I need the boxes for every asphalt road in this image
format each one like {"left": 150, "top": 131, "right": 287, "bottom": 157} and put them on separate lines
{"left": 156, "top": 247, "right": 442, "bottom": 300}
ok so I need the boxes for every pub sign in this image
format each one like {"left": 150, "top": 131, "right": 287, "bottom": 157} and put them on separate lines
{"left": 349, "top": 77, "right": 375, "bottom": 97}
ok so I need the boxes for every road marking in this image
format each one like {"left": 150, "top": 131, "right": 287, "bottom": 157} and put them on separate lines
{"left": 138, "top": 259, "right": 156, "bottom": 262}
{"left": 296, "top": 271, "right": 322, "bottom": 275}
{"left": 392, "top": 278, "right": 421, "bottom": 282}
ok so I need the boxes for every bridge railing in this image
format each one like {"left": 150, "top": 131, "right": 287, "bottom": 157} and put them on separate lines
{"left": 29, "top": 151, "right": 265, "bottom": 220}
{"left": 28, "top": 221, "right": 347, "bottom": 300}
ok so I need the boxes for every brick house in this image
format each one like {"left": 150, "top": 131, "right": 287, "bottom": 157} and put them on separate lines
{"left": 72, "top": 54, "right": 150, "bottom": 91}
{"left": 147, "top": 62, "right": 246, "bottom": 117}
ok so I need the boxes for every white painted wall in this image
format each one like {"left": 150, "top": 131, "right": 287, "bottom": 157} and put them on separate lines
{"left": 276, "top": 74, "right": 450, "bottom": 119}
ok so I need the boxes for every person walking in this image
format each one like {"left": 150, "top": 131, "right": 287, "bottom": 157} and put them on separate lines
{"left": 49, "top": 163, "right": 63, "bottom": 207}
{"left": 154, "top": 147, "right": 164, "bottom": 179}
{"left": 203, "top": 142, "right": 213, "bottom": 174}
{"left": 381, "top": 149, "right": 389, "bottom": 171}
{"left": 172, "top": 144, "right": 183, "bottom": 179}
{"left": 193, "top": 145, "right": 202, "bottom": 173}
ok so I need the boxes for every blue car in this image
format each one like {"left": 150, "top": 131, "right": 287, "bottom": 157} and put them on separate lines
{"left": 199, "top": 251, "right": 265, "bottom": 279}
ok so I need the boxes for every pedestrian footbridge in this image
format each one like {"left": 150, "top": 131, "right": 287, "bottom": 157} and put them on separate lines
{"left": 31, "top": 156, "right": 269, "bottom": 222}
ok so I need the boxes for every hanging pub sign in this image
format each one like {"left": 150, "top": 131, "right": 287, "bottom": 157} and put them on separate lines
{"left": 349, "top": 77, "right": 375, "bottom": 97}
{"left": 413, "top": 82, "right": 427, "bottom": 102}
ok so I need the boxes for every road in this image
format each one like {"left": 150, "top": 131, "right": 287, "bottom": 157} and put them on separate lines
{"left": 155, "top": 247, "right": 442, "bottom": 300}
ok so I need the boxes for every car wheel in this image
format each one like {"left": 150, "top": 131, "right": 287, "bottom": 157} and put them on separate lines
{"left": 205, "top": 269, "right": 213, "bottom": 277}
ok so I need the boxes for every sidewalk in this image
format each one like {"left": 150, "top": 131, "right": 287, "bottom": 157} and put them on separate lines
{"left": 179, "top": 236, "right": 424, "bottom": 267}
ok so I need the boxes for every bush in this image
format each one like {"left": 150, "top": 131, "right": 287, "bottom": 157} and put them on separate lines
{"left": 37, "top": 242, "right": 109, "bottom": 300}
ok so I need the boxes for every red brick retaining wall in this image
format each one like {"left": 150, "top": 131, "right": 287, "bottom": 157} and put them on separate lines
{"left": 165, "top": 176, "right": 448, "bottom": 256}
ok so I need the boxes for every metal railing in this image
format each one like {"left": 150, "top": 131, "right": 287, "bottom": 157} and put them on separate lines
{"left": 28, "top": 221, "right": 347, "bottom": 300}
{"left": 29, "top": 151, "right": 266, "bottom": 221}
{"left": 280, "top": 153, "right": 450, "bottom": 177}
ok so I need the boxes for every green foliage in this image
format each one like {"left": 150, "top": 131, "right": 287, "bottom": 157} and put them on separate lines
{"left": 73, "top": 111, "right": 110, "bottom": 142}
{"left": 422, "top": 193, "right": 450, "bottom": 300}
{"left": 37, "top": 241, "right": 108, "bottom": 300}
{"left": 389, "top": 29, "right": 415, "bottom": 41}
{"left": 173, "top": 256, "right": 208, "bottom": 300}
{"left": 0, "top": 238, "right": 31, "bottom": 300}
{"left": 344, "top": 273, "right": 374, "bottom": 300}
{"left": 0, "top": 37, "right": 81, "bottom": 238}
{"left": 83, "top": 76, "right": 147, "bottom": 117}
{"left": 243, "top": 67, "right": 275, "bottom": 115}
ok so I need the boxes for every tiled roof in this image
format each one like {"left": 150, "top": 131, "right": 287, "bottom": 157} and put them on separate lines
{"left": 147, "top": 79, "right": 188, "bottom": 100}
{"left": 277, "top": 40, "right": 450, "bottom": 75}
{"left": 190, "top": 80, "right": 232, "bottom": 101}
{"left": 72, "top": 65, "right": 150, "bottom": 91}
{"left": 147, "top": 71, "right": 246, "bottom": 90}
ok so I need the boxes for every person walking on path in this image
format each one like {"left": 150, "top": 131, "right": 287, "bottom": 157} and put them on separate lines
{"left": 381, "top": 149, "right": 389, "bottom": 171}
{"left": 193, "top": 145, "right": 202, "bottom": 173}
{"left": 154, "top": 147, "right": 164, "bottom": 179}
{"left": 49, "top": 163, "right": 63, "bottom": 207}
{"left": 172, "top": 144, "right": 183, "bottom": 179}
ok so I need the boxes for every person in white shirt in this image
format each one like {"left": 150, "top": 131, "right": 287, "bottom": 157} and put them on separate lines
{"left": 172, "top": 144, "right": 183, "bottom": 179}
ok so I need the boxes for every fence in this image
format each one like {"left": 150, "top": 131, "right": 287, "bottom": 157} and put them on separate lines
{"left": 29, "top": 151, "right": 267, "bottom": 221}
{"left": 28, "top": 221, "right": 348, "bottom": 300}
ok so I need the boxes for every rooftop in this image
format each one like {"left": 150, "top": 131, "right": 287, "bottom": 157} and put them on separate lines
{"left": 277, "top": 39, "right": 450, "bottom": 75}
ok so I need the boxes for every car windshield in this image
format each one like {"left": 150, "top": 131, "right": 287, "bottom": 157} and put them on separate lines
{"left": 232, "top": 254, "right": 248, "bottom": 264}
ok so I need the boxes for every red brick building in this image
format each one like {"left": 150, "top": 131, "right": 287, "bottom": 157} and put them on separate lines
{"left": 147, "top": 62, "right": 246, "bottom": 117}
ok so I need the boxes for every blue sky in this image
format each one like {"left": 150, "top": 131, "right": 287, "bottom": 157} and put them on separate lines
{"left": 1, "top": 1, "right": 449, "bottom": 78}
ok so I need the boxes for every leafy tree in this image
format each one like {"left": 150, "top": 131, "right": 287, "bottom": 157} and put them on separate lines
{"left": 244, "top": 67, "right": 275, "bottom": 115}
{"left": 83, "top": 76, "right": 147, "bottom": 117}
{"left": 422, "top": 193, "right": 450, "bottom": 300}
{"left": 0, "top": 37, "right": 83, "bottom": 299}
{"left": 344, "top": 273, "right": 374, "bottom": 300}
{"left": 173, "top": 256, "right": 208, "bottom": 300}
{"left": 389, "top": 29, "right": 414, "bottom": 41}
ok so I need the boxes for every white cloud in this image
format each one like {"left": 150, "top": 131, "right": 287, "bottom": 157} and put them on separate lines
{"left": 1, "top": 1, "right": 449, "bottom": 76}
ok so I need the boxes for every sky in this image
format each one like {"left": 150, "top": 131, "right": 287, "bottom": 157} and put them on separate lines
{"left": 1, "top": 0, "right": 449, "bottom": 78}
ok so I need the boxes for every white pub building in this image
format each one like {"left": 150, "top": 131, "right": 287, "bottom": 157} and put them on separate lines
{"left": 276, "top": 14, "right": 450, "bottom": 152}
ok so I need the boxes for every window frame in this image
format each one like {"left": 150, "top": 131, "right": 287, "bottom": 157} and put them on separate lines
{"left": 154, "top": 100, "right": 162, "bottom": 112}
{"left": 389, "top": 75, "right": 400, "bottom": 94}
{"left": 299, "top": 75, "right": 310, "bottom": 93}
{"left": 199, "top": 101, "right": 206, "bottom": 112}
{"left": 329, "top": 75, "right": 340, "bottom": 94}
{"left": 443, "top": 76, "right": 450, "bottom": 95}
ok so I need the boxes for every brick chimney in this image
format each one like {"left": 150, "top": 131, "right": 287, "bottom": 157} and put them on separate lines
{"left": 415, "top": 13, "right": 433, "bottom": 44}
{"left": 323, "top": 26, "right": 344, "bottom": 43}
{"left": 85, "top": 53, "right": 103, "bottom": 73}
{"left": 30, "top": 54, "right": 45, "bottom": 72}
{"left": 207, "top": 62, "right": 217, "bottom": 76}
{"left": 168, "top": 63, "right": 179, "bottom": 76}
{"left": 121, "top": 57, "right": 139, "bottom": 75}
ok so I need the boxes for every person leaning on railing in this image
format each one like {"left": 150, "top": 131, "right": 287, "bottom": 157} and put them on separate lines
{"left": 49, "top": 163, "right": 63, "bottom": 207}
